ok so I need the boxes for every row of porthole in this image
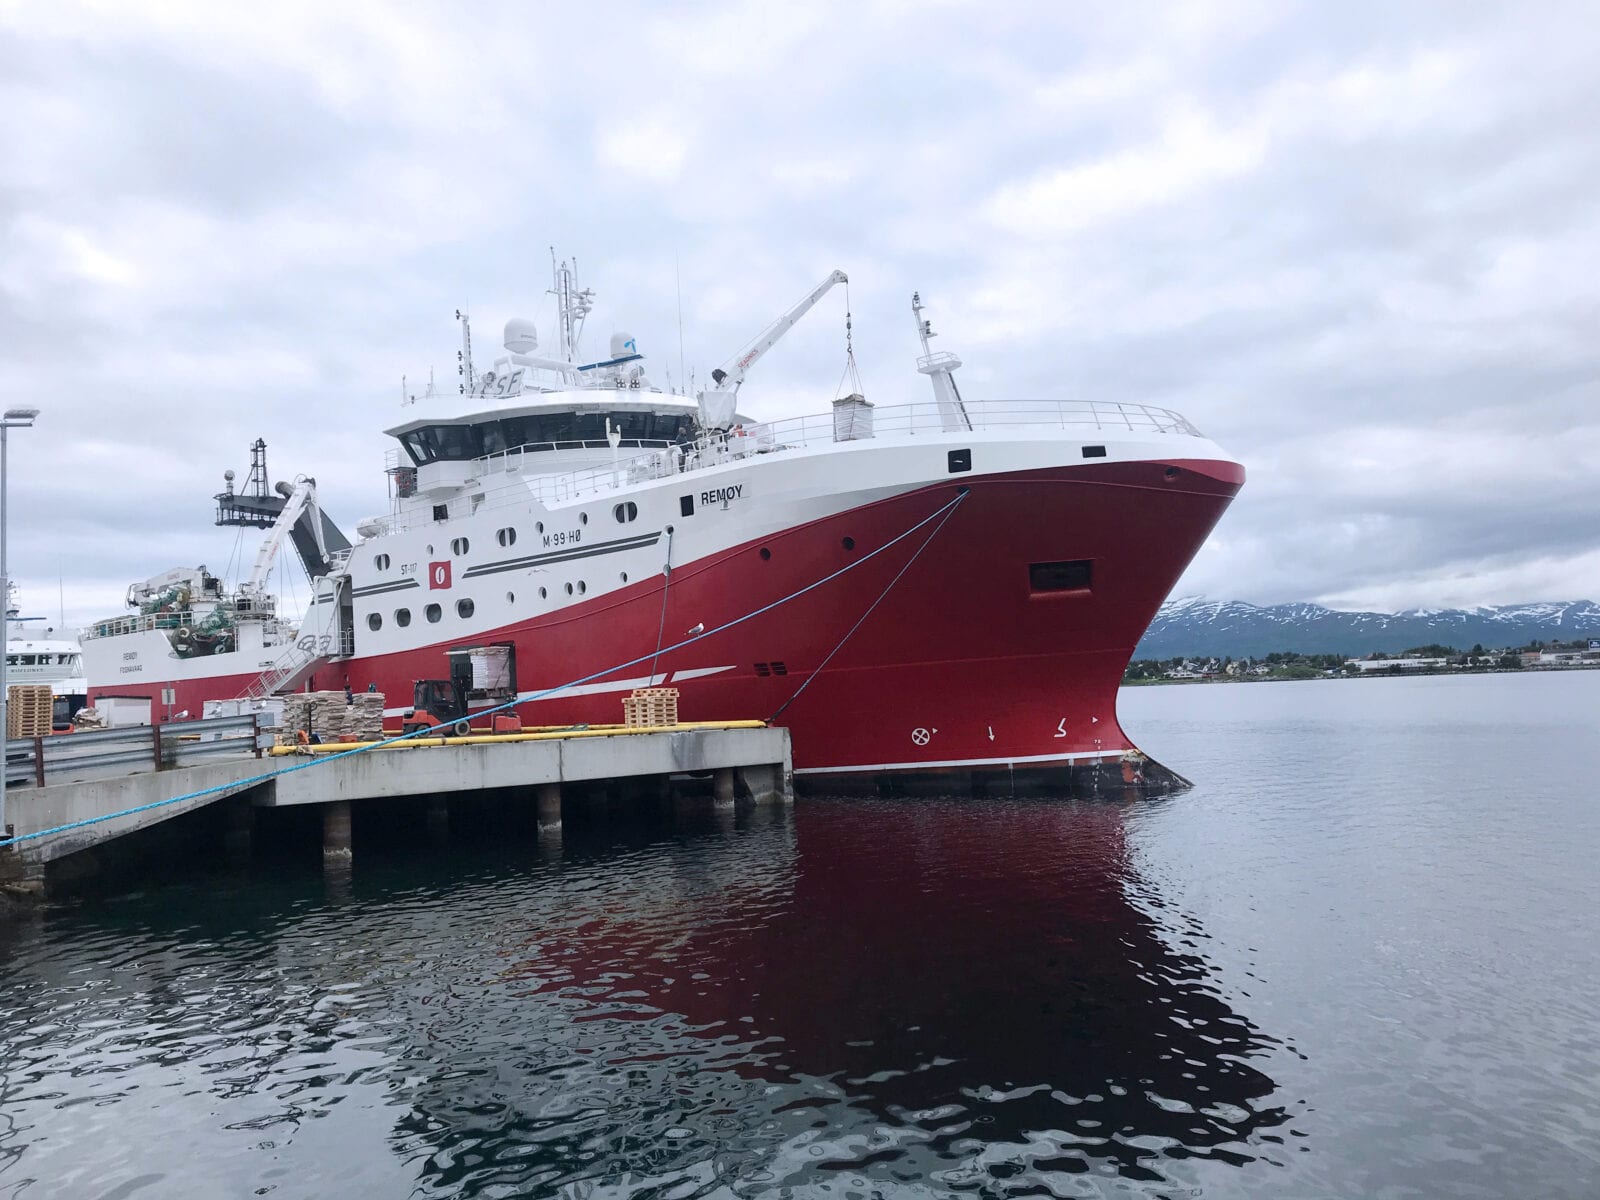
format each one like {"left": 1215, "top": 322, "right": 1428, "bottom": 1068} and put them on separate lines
{"left": 367, "top": 573, "right": 626, "bottom": 629}
{"left": 368, "top": 598, "right": 476, "bottom": 631}
{"left": 366, "top": 560, "right": 651, "bottom": 632}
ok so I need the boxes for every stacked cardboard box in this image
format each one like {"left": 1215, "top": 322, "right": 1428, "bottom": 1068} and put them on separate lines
{"left": 343, "top": 693, "right": 386, "bottom": 740}
{"left": 282, "top": 690, "right": 387, "bottom": 742}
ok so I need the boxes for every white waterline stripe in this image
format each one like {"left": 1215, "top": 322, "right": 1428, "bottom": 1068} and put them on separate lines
{"left": 795, "top": 749, "right": 1127, "bottom": 773}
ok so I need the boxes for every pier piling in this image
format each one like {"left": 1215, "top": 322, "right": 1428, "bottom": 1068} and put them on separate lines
{"left": 536, "top": 783, "right": 563, "bottom": 837}
{"left": 322, "top": 800, "right": 352, "bottom": 864}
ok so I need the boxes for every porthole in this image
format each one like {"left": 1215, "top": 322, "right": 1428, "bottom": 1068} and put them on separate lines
{"left": 613, "top": 502, "right": 638, "bottom": 524}
{"left": 457, "top": 598, "right": 475, "bottom": 619}
{"left": 538, "top": 587, "right": 547, "bottom": 600}
{"left": 497, "top": 527, "right": 517, "bottom": 547}
{"left": 565, "top": 583, "right": 574, "bottom": 596}
{"left": 577, "top": 581, "right": 586, "bottom": 595}
{"left": 536, "top": 522, "right": 544, "bottom": 534}
{"left": 506, "top": 591, "right": 515, "bottom": 604}
{"left": 842, "top": 536, "right": 856, "bottom": 551}
{"left": 451, "top": 536, "right": 470, "bottom": 555}
{"left": 620, "top": 571, "right": 628, "bottom": 583}
{"left": 367, "top": 613, "right": 382, "bottom": 631}
{"left": 425, "top": 603, "right": 442, "bottom": 623}
{"left": 426, "top": 544, "right": 434, "bottom": 555}
{"left": 395, "top": 608, "right": 411, "bottom": 627}
{"left": 374, "top": 553, "right": 391, "bottom": 571}
{"left": 579, "top": 512, "right": 588, "bottom": 525}
{"left": 759, "top": 547, "right": 771, "bottom": 561}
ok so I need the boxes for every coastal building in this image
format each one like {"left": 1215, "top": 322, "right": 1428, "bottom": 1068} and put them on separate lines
{"left": 1344, "top": 656, "right": 1449, "bottom": 673}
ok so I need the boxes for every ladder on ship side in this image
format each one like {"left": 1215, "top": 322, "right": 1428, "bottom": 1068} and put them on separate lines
{"left": 239, "top": 643, "right": 328, "bottom": 700}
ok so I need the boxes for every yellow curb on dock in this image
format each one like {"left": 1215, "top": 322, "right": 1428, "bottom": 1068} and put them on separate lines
{"left": 268, "top": 720, "right": 769, "bottom": 756}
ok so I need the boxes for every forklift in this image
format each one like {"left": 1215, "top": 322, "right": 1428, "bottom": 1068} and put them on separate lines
{"left": 401, "top": 676, "right": 472, "bottom": 737}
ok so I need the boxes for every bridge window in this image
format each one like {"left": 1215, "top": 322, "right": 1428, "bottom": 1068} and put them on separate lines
{"left": 497, "top": 527, "right": 517, "bottom": 547}
{"left": 395, "top": 608, "right": 411, "bottom": 627}
{"left": 397, "top": 411, "right": 701, "bottom": 466}
{"left": 425, "top": 604, "right": 442, "bottom": 623}
{"left": 456, "top": 598, "right": 475, "bottom": 619}
{"left": 367, "top": 613, "right": 382, "bottom": 631}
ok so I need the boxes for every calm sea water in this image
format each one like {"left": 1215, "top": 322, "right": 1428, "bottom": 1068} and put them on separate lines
{"left": 1, "top": 671, "right": 1597, "bottom": 1198}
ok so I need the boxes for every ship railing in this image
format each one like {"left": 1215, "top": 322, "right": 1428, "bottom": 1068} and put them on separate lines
{"left": 519, "top": 397, "right": 1203, "bottom": 505}
{"left": 83, "top": 611, "right": 192, "bottom": 641}
{"left": 477, "top": 438, "right": 678, "bottom": 476}
{"left": 239, "top": 642, "right": 326, "bottom": 700}
{"left": 372, "top": 397, "right": 1203, "bottom": 529}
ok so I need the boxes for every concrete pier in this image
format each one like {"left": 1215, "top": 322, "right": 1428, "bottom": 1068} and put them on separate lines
{"left": 224, "top": 801, "right": 254, "bottom": 857}
{"left": 1, "top": 723, "right": 791, "bottom": 894}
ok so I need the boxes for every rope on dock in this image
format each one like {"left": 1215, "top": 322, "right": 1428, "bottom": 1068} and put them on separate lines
{"left": 0, "top": 489, "right": 970, "bottom": 851}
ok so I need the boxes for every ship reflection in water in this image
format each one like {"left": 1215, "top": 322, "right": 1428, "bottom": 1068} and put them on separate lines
{"left": 0, "top": 796, "right": 1299, "bottom": 1198}
{"left": 394, "top": 797, "right": 1298, "bottom": 1195}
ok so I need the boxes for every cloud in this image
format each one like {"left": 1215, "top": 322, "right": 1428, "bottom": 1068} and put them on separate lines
{"left": 0, "top": 0, "right": 1596, "bottom": 631}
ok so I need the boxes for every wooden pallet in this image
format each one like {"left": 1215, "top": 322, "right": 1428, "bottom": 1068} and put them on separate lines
{"left": 7, "top": 684, "right": 54, "bottom": 739}
{"left": 622, "top": 687, "right": 679, "bottom": 728}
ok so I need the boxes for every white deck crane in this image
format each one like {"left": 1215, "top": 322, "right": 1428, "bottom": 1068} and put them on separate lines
{"left": 697, "top": 269, "right": 848, "bottom": 429}
{"left": 240, "top": 477, "right": 327, "bottom": 603}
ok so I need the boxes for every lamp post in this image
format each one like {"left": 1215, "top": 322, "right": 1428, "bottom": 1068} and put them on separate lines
{"left": 0, "top": 407, "right": 40, "bottom": 841}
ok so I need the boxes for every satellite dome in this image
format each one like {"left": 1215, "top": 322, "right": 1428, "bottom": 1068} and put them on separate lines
{"left": 610, "top": 331, "right": 639, "bottom": 358}
{"left": 504, "top": 318, "right": 539, "bottom": 354}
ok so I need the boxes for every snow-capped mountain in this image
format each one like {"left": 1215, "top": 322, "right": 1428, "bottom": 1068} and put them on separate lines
{"left": 1135, "top": 598, "right": 1600, "bottom": 660}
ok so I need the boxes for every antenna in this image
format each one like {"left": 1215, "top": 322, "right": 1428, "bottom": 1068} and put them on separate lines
{"left": 456, "top": 308, "right": 475, "bottom": 393}
{"left": 548, "top": 252, "right": 597, "bottom": 365}
{"left": 675, "top": 253, "right": 687, "bottom": 397}
{"left": 911, "top": 291, "right": 936, "bottom": 356}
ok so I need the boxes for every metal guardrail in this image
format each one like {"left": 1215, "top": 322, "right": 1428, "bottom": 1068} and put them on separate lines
{"left": 3, "top": 713, "right": 266, "bottom": 788}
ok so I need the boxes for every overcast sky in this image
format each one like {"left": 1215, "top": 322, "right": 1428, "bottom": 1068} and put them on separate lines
{"left": 2, "top": 0, "right": 1597, "bottom": 632}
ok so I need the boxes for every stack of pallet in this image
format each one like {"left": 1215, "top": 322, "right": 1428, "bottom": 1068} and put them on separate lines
{"left": 622, "top": 687, "right": 679, "bottom": 728}
{"left": 6, "top": 684, "right": 53, "bottom": 738}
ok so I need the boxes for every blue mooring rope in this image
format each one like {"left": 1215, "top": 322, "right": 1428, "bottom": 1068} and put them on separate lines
{"left": 0, "top": 489, "right": 969, "bottom": 851}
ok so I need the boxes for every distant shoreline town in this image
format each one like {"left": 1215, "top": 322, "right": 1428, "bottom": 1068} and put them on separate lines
{"left": 1135, "top": 597, "right": 1600, "bottom": 662}
{"left": 1124, "top": 638, "right": 1600, "bottom": 685}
